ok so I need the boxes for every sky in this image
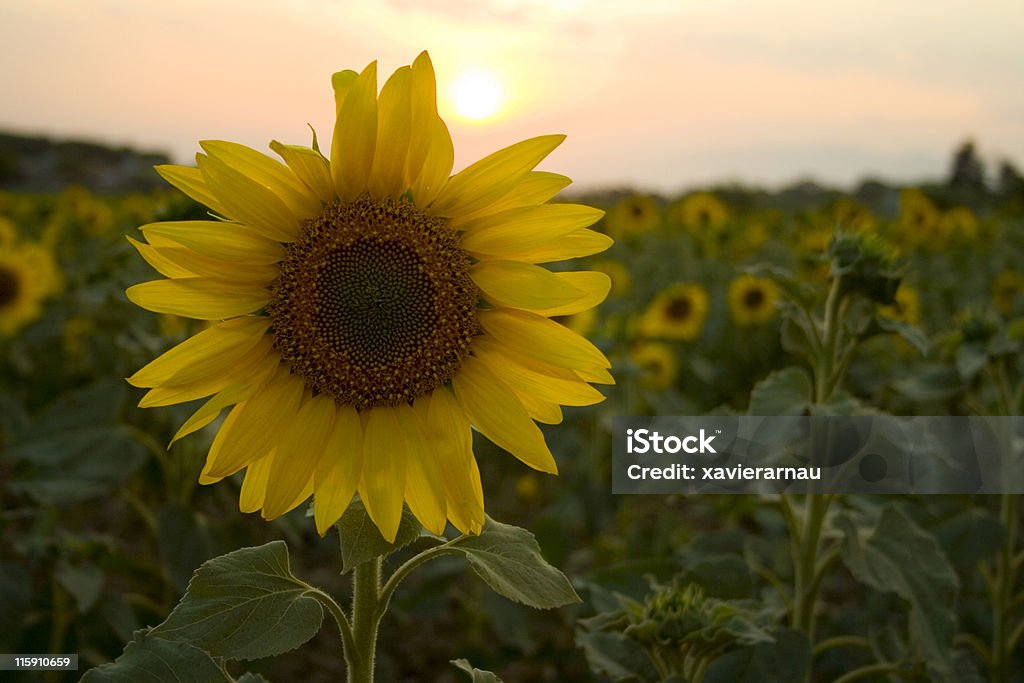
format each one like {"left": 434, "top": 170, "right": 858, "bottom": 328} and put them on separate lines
{"left": 0, "top": 0, "right": 1021, "bottom": 193}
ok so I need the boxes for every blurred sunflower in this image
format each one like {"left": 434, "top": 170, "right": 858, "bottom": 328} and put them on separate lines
{"left": 829, "top": 198, "right": 877, "bottom": 234}
{"left": 0, "top": 239, "right": 60, "bottom": 336}
{"left": 992, "top": 270, "right": 1024, "bottom": 316}
{"left": 727, "top": 274, "right": 779, "bottom": 326}
{"left": 896, "top": 188, "right": 942, "bottom": 247}
{"left": 126, "top": 53, "right": 613, "bottom": 541}
{"left": 630, "top": 341, "right": 678, "bottom": 391}
{"left": 557, "top": 306, "right": 599, "bottom": 338}
{"left": 878, "top": 282, "right": 921, "bottom": 326}
{"left": 591, "top": 259, "right": 631, "bottom": 297}
{"left": 640, "top": 283, "right": 708, "bottom": 341}
{"left": 938, "top": 207, "right": 979, "bottom": 242}
{"left": 672, "top": 192, "right": 728, "bottom": 234}
{"left": 606, "top": 194, "right": 660, "bottom": 237}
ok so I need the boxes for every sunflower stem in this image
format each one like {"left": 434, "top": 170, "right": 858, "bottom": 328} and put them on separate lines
{"left": 346, "top": 557, "right": 383, "bottom": 683}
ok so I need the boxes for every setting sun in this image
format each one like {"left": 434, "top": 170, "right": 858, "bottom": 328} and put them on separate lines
{"left": 449, "top": 67, "right": 505, "bottom": 122}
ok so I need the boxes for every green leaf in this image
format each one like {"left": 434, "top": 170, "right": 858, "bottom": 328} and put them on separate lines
{"left": 747, "top": 367, "right": 811, "bottom": 415}
{"left": 81, "top": 633, "right": 231, "bottom": 682}
{"left": 7, "top": 424, "right": 148, "bottom": 505}
{"left": 875, "top": 317, "right": 929, "bottom": 355}
{"left": 702, "top": 628, "right": 810, "bottom": 683}
{"left": 954, "top": 341, "right": 988, "bottom": 381}
{"left": 576, "top": 630, "right": 658, "bottom": 683}
{"left": 236, "top": 674, "right": 271, "bottom": 683}
{"left": 335, "top": 498, "right": 424, "bottom": 573}
{"left": 891, "top": 365, "right": 963, "bottom": 403}
{"left": 450, "top": 517, "right": 580, "bottom": 609}
{"left": 451, "top": 658, "right": 504, "bottom": 682}
{"left": 837, "top": 505, "right": 959, "bottom": 680}
{"left": 56, "top": 559, "right": 104, "bottom": 614}
{"left": 152, "top": 541, "right": 324, "bottom": 660}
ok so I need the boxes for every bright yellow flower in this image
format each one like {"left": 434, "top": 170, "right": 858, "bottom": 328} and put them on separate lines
{"left": 630, "top": 341, "right": 678, "bottom": 391}
{"left": 126, "top": 53, "right": 613, "bottom": 542}
{"left": 0, "top": 240, "right": 59, "bottom": 336}
{"left": 878, "top": 283, "right": 921, "bottom": 326}
{"left": 640, "top": 283, "right": 708, "bottom": 341}
{"left": 606, "top": 194, "right": 660, "bottom": 237}
{"left": 728, "top": 274, "right": 779, "bottom": 326}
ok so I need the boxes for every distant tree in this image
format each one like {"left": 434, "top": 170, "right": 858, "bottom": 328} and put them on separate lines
{"left": 997, "top": 160, "right": 1024, "bottom": 196}
{"left": 947, "top": 139, "right": 987, "bottom": 193}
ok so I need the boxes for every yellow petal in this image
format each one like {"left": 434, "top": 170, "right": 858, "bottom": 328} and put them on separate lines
{"left": 154, "top": 165, "right": 230, "bottom": 216}
{"left": 126, "top": 278, "right": 270, "bottom": 320}
{"left": 127, "top": 236, "right": 193, "bottom": 279}
{"left": 429, "top": 135, "right": 565, "bottom": 218}
{"left": 415, "top": 389, "right": 483, "bottom": 534}
{"left": 477, "top": 308, "right": 610, "bottom": 377}
{"left": 313, "top": 405, "right": 364, "bottom": 536}
{"left": 204, "top": 370, "right": 306, "bottom": 478}
{"left": 263, "top": 393, "right": 336, "bottom": 519}
{"left": 331, "top": 69, "right": 359, "bottom": 113}
{"left": 405, "top": 52, "right": 442, "bottom": 194}
{"left": 139, "top": 221, "right": 285, "bottom": 265}
{"left": 459, "top": 204, "right": 605, "bottom": 256}
{"left": 359, "top": 406, "right": 407, "bottom": 543}
{"left": 471, "top": 260, "right": 585, "bottom": 311}
{"left": 482, "top": 228, "right": 613, "bottom": 264}
{"left": 128, "top": 238, "right": 279, "bottom": 285}
{"left": 170, "top": 349, "right": 280, "bottom": 445}
{"left": 331, "top": 61, "right": 378, "bottom": 202}
{"left": 397, "top": 403, "right": 446, "bottom": 535}
{"left": 368, "top": 65, "right": 412, "bottom": 199}
{"left": 530, "top": 271, "right": 611, "bottom": 317}
{"left": 448, "top": 171, "right": 572, "bottom": 228}
{"left": 411, "top": 116, "right": 454, "bottom": 210}
{"left": 200, "top": 140, "right": 321, "bottom": 219}
{"left": 474, "top": 337, "right": 606, "bottom": 407}
{"left": 198, "top": 154, "right": 300, "bottom": 242}
{"left": 452, "top": 356, "right": 557, "bottom": 474}
{"left": 270, "top": 140, "right": 335, "bottom": 204}
{"left": 239, "top": 452, "right": 273, "bottom": 513}
{"left": 129, "top": 316, "right": 271, "bottom": 387}
{"left": 137, "top": 336, "right": 274, "bottom": 407}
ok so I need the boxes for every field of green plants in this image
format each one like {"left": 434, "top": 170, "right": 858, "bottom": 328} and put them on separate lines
{"left": 1, "top": 150, "right": 1023, "bottom": 682}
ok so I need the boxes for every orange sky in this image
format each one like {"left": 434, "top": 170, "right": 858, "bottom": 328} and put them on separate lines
{"left": 1, "top": 0, "right": 1021, "bottom": 191}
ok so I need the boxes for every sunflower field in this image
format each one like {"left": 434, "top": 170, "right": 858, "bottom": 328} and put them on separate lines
{"left": 2, "top": 75, "right": 1024, "bottom": 683}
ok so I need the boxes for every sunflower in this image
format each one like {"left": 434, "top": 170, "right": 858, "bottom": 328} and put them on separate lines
{"left": 630, "top": 341, "right": 678, "bottom": 391}
{"left": 728, "top": 274, "right": 779, "bottom": 326}
{"left": 878, "top": 283, "right": 921, "bottom": 326}
{"left": 640, "top": 283, "right": 708, "bottom": 341}
{"left": 126, "top": 53, "right": 613, "bottom": 542}
{"left": 606, "top": 194, "right": 660, "bottom": 237}
{"left": 671, "top": 192, "right": 728, "bottom": 235}
{"left": 896, "top": 188, "right": 942, "bottom": 248}
{"left": 939, "top": 207, "right": 979, "bottom": 242}
{"left": 591, "top": 259, "right": 631, "bottom": 297}
{"left": 0, "top": 239, "right": 60, "bottom": 336}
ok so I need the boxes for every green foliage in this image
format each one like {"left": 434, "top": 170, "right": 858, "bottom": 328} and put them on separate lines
{"left": 152, "top": 542, "right": 324, "bottom": 660}
{"left": 837, "top": 505, "right": 960, "bottom": 679}
{"left": 448, "top": 517, "right": 580, "bottom": 609}
{"left": 335, "top": 499, "right": 426, "bottom": 573}
{"left": 451, "top": 658, "right": 504, "bottom": 682}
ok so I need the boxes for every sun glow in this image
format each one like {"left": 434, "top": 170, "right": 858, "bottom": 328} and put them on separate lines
{"left": 449, "top": 67, "right": 505, "bottom": 122}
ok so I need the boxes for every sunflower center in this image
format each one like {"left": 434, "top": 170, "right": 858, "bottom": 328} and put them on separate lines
{"left": 0, "top": 265, "right": 20, "bottom": 308}
{"left": 270, "top": 196, "right": 478, "bottom": 410}
{"left": 742, "top": 287, "right": 765, "bottom": 309}
{"left": 666, "top": 297, "right": 692, "bottom": 321}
